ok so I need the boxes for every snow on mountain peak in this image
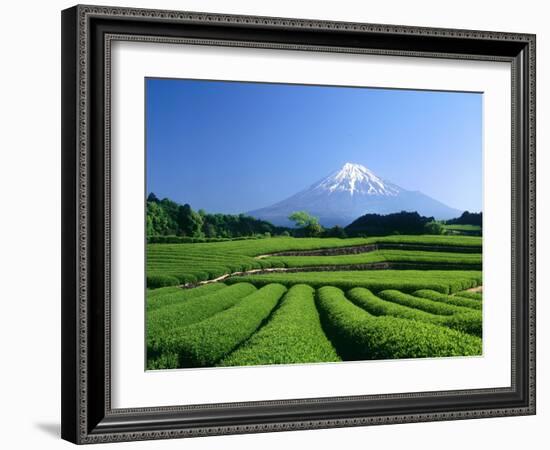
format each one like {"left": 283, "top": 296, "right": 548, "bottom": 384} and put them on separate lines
{"left": 314, "top": 162, "right": 400, "bottom": 196}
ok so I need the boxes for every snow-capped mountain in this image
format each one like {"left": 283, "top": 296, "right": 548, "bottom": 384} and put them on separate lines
{"left": 247, "top": 162, "right": 462, "bottom": 227}
{"left": 313, "top": 162, "right": 400, "bottom": 197}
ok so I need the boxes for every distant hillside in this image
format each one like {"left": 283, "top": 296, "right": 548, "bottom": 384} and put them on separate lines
{"left": 446, "top": 211, "right": 482, "bottom": 226}
{"left": 345, "top": 211, "right": 435, "bottom": 236}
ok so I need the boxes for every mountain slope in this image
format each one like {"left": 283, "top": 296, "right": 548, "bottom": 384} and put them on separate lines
{"left": 247, "top": 163, "right": 462, "bottom": 227}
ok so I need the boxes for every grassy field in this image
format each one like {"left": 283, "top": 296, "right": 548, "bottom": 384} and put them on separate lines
{"left": 443, "top": 224, "right": 482, "bottom": 232}
{"left": 147, "top": 235, "right": 482, "bottom": 287}
{"left": 146, "top": 234, "right": 483, "bottom": 369}
{"left": 442, "top": 224, "right": 482, "bottom": 236}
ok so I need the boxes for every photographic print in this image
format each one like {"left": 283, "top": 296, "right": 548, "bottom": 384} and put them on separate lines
{"left": 145, "top": 78, "right": 483, "bottom": 370}
{"left": 61, "top": 8, "right": 535, "bottom": 441}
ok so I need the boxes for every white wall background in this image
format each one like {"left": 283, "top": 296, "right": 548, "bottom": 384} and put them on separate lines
{"left": 0, "top": 0, "right": 545, "bottom": 448}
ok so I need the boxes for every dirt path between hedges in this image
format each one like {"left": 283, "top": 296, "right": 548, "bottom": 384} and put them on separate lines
{"left": 463, "top": 285, "right": 483, "bottom": 293}
{"left": 178, "top": 243, "right": 482, "bottom": 289}
{"left": 179, "top": 261, "right": 480, "bottom": 289}
{"left": 180, "top": 264, "right": 391, "bottom": 288}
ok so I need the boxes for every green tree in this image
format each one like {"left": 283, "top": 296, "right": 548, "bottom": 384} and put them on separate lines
{"left": 326, "top": 225, "right": 347, "bottom": 238}
{"left": 146, "top": 201, "right": 171, "bottom": 236}
{"left": 203, "top": 222, "right": 217, "bottom": 238}
{"left": 304, "top": 222, "right": 323, "bottom": 237}
{"left": 289, "top": 211, "right": 323, "bottom": 237}
{"left": 177, "top": 204, "right": 204, "bottom": 237}
{"left": 424, "top": 221, "right": 445, "bottom": 235}
{"left": 158, "top": 198, "right": 180, "bottom": 233}
{"left": 288, "top": 211, "right": 319, "bottom": 227}
{"left": 147, "top": 192, "right": 160, "bottom": 203}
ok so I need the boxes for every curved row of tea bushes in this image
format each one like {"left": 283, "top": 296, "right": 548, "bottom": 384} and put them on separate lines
{"left": 455, "top": 290, "right": 483, "bottom": 301}
{"left": 226, "top": 270, "right": 482, "bottom": 295}
{"left": 147, "top": 283, "right": 257, "bottom": 357}
{"left": 147, "top": 246, "right": 274, "bottom": 288}
{"left": 161, "top": 284, "right": 288, "bottom": 368}
{"left": 435, "top": 311, "right": 482, "bottom": 338}
{"left": 146, "top": 237, "right": 379, "bottom": 288}
{"left": 316, "top": 286, "right": 482, "bottom": 360}
{"left": 220, "top": 285, "right": 341, "bottom": 366}
{"left": 378, "top": 290, "right": 475, "bottom": 316}
{"left": 147, "top": 274, "right": 182, "bottom": 289}
{"left": 413, "top": 289, "right": 482, "bottom": 310}
{"left": 266, "top": 250, "right": 482, "bottom": 269}
{"left": 146, "top": 283, "right": 227, "bottom": 312}
{"left": 146, "top": 286, "right": 182, "bottom": 300}
{"left": 347, "top": 288, "right": 482, "bottom": 337}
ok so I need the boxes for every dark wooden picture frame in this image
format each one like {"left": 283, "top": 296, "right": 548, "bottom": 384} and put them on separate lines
{"left": 61, "top": 4, "right": 536, "bottom": 444}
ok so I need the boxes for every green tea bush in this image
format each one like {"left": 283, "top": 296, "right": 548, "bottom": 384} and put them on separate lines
{"left": 147, "top": 352, "right": 179, "bottom": 370}
{"left": 147, "top": 283, "right": 257, "bottom": 359}
{"left": 436, "top": 311, "right": 482, "bottom": 337}
{"left": 378, "top": 290, "right": 475, "bottom": 316}
{"left": 146, "top": 283, "right": 226, "bottom": 312}
{"left": 456, "top": 290, "right": 483, "bottom": 301}
{"left": 348, "top": 288, "right": 482, "bottom": 337}
{"left": 146, "top": 286, "right": 182, "bottom": 300}
{"left": 161, "top": 284, "right": 287, "bottom": 368}
{"left": 316, "top": 286, "right": 482, "bottom": 360}
{"left": 146, "top": 274, "right": 181, "bottom": 289}
{"left": 370, "top": 235, "right": 481, "bottom": 249}
{"left": 413, "top": 289, "right": 481, "bottom": 310}
{"left": 220, "top": 285, "right": 340, "bottom": 366}
{"left": 267, "top": 250, "right": 482, "bottom": 269}
{"left": 226, "top": 270, "right": 482, "bottom": 294}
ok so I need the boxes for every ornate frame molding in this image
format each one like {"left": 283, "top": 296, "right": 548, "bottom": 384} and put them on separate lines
{"left": 61, "top": 4, "right": 536, "bottom": 444}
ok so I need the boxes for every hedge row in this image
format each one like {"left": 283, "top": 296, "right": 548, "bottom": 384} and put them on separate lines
{"left": 147, "top": 283, "right": 257, "bottom": 361}
{"left": 456, "top": 290, "right": 483, "bottom": 301}
{"left": 146, "top": 283, "right": 226, "bottom": 312}
{"left": 348, "top": 288, "right": 482, "bottom": 337}
{"left": 159, "top": 284, "right": 287, "bottom": 368}
{"left": 146, "top": 286, "right": 182, "bottom": 300}
{"left": 226, "top": 270, "right": 482, "bottom": 295}
{"left": 147, "top": 274, "right": 181, "bottom": 289}
{"left": 268, "top": 250, "right": 482, "bottom": 269}
{"left": 147, "top": 251, "right": 278, "bottom": 288}
{"left": 316, "top": 286, "right": 481, "bottom": 360}
{"left": 378, "top": 290, "right": 475, "bottom": 316}
{"left": 413, "top": 289, "right": 482, "bottom": 310}
{"left": 220, "top": 285, "right": 340, "bottom": 366}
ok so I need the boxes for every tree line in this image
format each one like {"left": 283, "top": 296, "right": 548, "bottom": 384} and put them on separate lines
{"left": 446, "top": 211, "right": 482, "bottom": 227}
{"left": 147, "top": 193, "right": 480, "bottom": 241}
{"left": 147, "top": 193, "right": 288, "bottom": 240}
{"left": 344, "top": 211, "right": 443, "bottom": 237}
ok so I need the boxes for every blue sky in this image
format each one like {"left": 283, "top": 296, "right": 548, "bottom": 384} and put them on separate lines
{"left": 146, "top": 78, "right": 482, "bottom": 214}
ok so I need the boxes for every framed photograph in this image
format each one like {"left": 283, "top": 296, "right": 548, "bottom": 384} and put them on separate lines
{"left": 61, "top": 5, "right": 536, "bottom": 444}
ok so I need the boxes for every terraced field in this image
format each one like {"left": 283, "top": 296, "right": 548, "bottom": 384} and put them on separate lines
{"left": 146, "top": 235, "right": 483, "bottom": 369}
{"left": 147, "top": 235, "right": 481, "bottom": 287}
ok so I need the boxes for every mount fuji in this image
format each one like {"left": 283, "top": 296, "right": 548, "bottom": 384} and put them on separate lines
{"left": 247, "top": 163, "right": 462, "bottom": 227}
